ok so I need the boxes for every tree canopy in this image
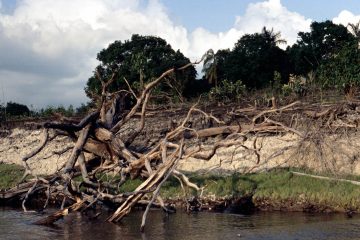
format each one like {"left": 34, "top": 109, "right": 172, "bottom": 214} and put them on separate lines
{"left": 85, "top": 34, "right": 196, "bottom": 101}
{"left": 215, "top": 27, "right": 288, "bottom": 89}
{"left": 288, "top": 20, "right": 356, "bottom": 75}
{"left": 317, "top": 42, "right": 360, "bottom": 91}
{"left": 5, "top": 102, "right": 30, "bottom": 117}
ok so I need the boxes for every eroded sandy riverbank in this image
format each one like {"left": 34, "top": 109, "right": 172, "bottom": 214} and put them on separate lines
{"left": 2, "top": 128, "right": 360, "bottom": 176}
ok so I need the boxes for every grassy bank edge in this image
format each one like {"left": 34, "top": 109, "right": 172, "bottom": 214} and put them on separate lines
{"left": 2, "top": 163, "right": 360, "bottom": 212}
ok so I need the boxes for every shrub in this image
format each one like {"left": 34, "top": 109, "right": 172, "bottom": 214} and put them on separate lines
{"left": 209, "top": 79, "right": 246, "bottom": 102}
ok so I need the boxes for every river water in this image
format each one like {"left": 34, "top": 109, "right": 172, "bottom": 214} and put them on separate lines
{"left": 1, "top": 208, "right": 360, "bottom": 240}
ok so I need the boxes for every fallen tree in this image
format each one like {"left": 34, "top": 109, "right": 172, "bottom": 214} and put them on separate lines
{"left": 2, "top": 59, "right": 360, "bottom": 232}
{"left": 0, "top": 61, "right": 253, "bottom": 230}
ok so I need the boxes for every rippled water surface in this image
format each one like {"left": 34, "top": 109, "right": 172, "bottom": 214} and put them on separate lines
{"left": 1, "top": 207, "right": 360, "bottom": 239}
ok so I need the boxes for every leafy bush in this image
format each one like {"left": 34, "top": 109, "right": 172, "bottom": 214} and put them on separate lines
{"left": 281, "top": 74, "right": 308, "bottom": 98}
{"left": 281, "top": 84, "right": 293, "bottom": 96}
{"left": 209, "top": 79, "right": 246, "bottom": 102}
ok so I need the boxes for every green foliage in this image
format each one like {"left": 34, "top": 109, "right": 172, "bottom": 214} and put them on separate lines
{"left": 281, "top": 84, "right": 293, "bottom": 96}
{"left": 157, "top": 169, "right": 360, "bottom": 210}
{"left": 118, "top": 178, "right": 143, "bottom": 193}
{"left": 37, "top": 105, "right": 76, "bottom": 117}
{"left": 273, "top": 71, "right": 282, "bottom": 83}
{"left": 1, "top": 165, "right": 360, "bottom": 210}
{"left": 223, "top": 27, "right": 289, "bottom": 89}
{"left": 317, "top": 43, "right": 360, "bottom": 91}
{"left": 281, "top": 75, "right": 308, "bottom": 97}
{"left": 288, "top": 20, "right": 356, "bottom": 75}
{"left": 0, "top": 101, "right": 91, "bottom": 120}
{"left": 85, "top": 34, "right": 196, "bottom": 101}
{"left": 80, "top": 21, "right": 360, "bottom": 102}
{"left": 269, "top": 71, "right": 283, "bottom": 95}
{"left": 199, "top": 175, "right": 257, "bottom": 197}
{"left": 252, "top": 170, "right": 360, "bottom": 208}
{"left": 209, "top": 79, "right": 246, "bottom": 102}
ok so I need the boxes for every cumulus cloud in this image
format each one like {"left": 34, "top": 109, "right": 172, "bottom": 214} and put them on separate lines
{"left": 234, "top": 0, "right": 311, "bottom": 46}
{"left": 333, "top": 10, "right": 360, "bottom": 26}
{"left": 0, "top": 0, "right": 190, "bottom": 107}
{"left": 0, "top": 0, "right": 313, "bottom": 108}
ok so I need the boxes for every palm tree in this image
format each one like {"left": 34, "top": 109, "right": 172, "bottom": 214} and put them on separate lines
{"left": 261, "top": 27, "right": 287, "bottom": 46}
{"left": 202, "top": 49, "right": 218, "bottom": 86}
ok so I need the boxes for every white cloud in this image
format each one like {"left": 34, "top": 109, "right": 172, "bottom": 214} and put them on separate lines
{"left": 234, "top": 0, "right": 311, "bottom": 46}
{"left": 333, "top": 10, "right": 360, "bottom": 27}
{"left": 0, "top": 0, "right": 312, "bottom": 108}
{"left": 0, "top": 0, "right": 191, "bottom": 107}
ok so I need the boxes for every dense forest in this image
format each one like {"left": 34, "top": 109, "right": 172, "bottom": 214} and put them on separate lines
{"left": 1, "top": 19, "right": 359, "bottom": 121}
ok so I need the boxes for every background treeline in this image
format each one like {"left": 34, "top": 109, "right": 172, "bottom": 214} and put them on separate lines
{"left": 86, "top": 20, "right": 360, "bottom": 104}
{"left": 198, "top": 20, "right": 360, "bottom": 101}
{"left": 2, "top": 19, "right": 359, "bottom": 121}
{"left": 0, "top": 102, "right": 91, "bottom": 121}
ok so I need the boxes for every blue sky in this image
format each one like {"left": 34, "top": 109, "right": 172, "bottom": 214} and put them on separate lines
{"left": 0, "top": 0, "right": 359, "bottom": 107}
{"left": 161, "top": 0, "right": 360, "bottom": 32}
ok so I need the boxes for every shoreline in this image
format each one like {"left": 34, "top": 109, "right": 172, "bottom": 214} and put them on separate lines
{"left": 1, "top": 163, "right": 360, "bottom": 215}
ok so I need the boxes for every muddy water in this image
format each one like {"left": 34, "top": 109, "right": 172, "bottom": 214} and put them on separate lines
{"left": 1, "top": 208, "right": 360, "bottom": 240}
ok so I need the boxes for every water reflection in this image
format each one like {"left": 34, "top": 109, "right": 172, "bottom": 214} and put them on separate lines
{"left": 1, "top": 207, "right": 360, "bottom": 240}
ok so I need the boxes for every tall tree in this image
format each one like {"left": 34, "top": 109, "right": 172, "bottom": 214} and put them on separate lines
{"left": 85, "top": 34, "right": 196, "bottom": 101}
{"left": 288, "top": 20, "right": 356, "bottom": 75}
{"left": 261, "top": 27, "right": 287, "bottom": 46}
{"left": 318, "top": 41, "right": 360, "bottom": 93}
{"left": 225, "top": 27, "right": 288, "bottom": 89}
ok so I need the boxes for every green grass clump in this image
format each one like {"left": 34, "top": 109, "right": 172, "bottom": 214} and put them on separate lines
{"left": 0, "top": 163, "right": 25, "bottom": 190}
{"left": 157, "top": 169, "right": 360, "bottom": 210}
{"left": 118, "top": 178, "right": 143, "bottom": 193}
{"left": 249, "top": 169, "right": 360, "bottom": 209}
{"left": 192, "top": 174, "right": 257, "bottom": 197}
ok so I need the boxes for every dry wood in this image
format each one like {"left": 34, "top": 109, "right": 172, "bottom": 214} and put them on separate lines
{"left": 140, "top": 145, "right": 182, "bottom": 232}
{"left": 110, "top": 147, "right": 180, "bottom": 222}
{"left": 185, "top": 124, "right": 284, "bottom": 139}
{"left": 34, "top": 199, "right": 86, "bottom": 225}
{"left": 252, "top": 101, "right": 301, "bottom": 123}
{"left": 63, "top": 124, "right": 91, "bottom": 175}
